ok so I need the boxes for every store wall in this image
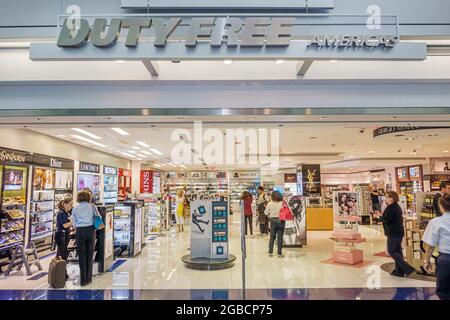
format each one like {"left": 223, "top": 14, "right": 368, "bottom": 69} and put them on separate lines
{"left": 0, "top": 128, "right": 130, "bottom": 168}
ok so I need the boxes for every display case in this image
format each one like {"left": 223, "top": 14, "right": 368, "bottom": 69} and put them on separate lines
{"left": 114, "top": 201, "right": 143, "bottom": 257}
{"left": 96, "top": 205, "right": 115, "bottom": 273}
{"left": 354, "top": 184, "right": 371, "bottom": 225}
{"left": 103, "top": 166, "right": 118, "bottom": 204}
{"left": 396, "top": 165, "right": 424, "bottom": 209}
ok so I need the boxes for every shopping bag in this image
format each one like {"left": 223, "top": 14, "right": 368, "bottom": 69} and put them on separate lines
{"left": 279, "top": 200, "right": 294, "bottom": 221}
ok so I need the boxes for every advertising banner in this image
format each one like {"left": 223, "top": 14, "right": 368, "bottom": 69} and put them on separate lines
{"left": 283, "top": 196, "right": 307, "bottom": 246}
{"left": 302, "top": 165, "right": 321, "bottom": 196}
{"left": 430, "top": 158, "right": 450, "bottom": 173}
{"left": 190, "top": 200, "right": 212, "bottom": 259}
{"left": 140, "top": 170, "right": 153, "bottom": 193}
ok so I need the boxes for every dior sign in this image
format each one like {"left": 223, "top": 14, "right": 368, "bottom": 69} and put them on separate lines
{"left": 50, "top": 158, "right": 63, "bottom": 168}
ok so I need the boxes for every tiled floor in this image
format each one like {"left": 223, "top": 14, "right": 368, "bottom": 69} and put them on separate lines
{"left": 0, "top": 213, "right": 437, "bottom": 299}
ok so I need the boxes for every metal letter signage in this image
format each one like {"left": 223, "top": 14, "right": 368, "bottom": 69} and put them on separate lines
{"left": 32, "top": 15, "right": 427, "bottom": 61}
{"left": 79, "top": 161, "right": 100, "bottom": 174}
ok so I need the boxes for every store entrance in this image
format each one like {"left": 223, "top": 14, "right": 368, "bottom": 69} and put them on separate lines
{"left": 0, "top": 111, "right": 449, "bottom": 294}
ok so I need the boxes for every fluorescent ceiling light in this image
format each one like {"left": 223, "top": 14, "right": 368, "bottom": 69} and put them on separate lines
{"left": 150, "top": 148, "right": 163, "bottom": 155}
{"left": 153, "top": 164, "right": 161, "bottom": 168}
{"left": 137, "top": 154, "right": 146, "bottom": 158}
{"left": 132, "top": 146, "right": 141, "bottom": 150}
{"left": 57, "top": 134, "right": 66, "bottom": 138}
{"left": 329, "top": 60, "right": 338, "bottom": 63}
{"left": 116, "top": 60, "right": 126, "bottom": 64}
{"left": 122, "top": 152, "right": 136, "bottom": 158}
{"left": 224, "top": 60, "right": 233, "bottom": 65}
{"left": 444, "top": 150, "right": 449, "bottom": 153}
{"left": 136, "top": 141, "right": 150, "bottom": 147}
{"left": 141, "top": 150, "right": 152, "bottom": 155}
{"left": 275, "top": 59, "right": 285, "bottom": 64}
{"left": 111, "top": 128, "right": 130, "bottom": 136}
{"left": 128, "top": 150, "right": 136, "bottom": 154}
{"left": 71, "top": 135, "right": 107, "bottom": 147}
{"left": 136, "top": 158, "right": 143, "bottom": 160}
{"left": 71, "top": 128, "right": 101, "bottom": 139}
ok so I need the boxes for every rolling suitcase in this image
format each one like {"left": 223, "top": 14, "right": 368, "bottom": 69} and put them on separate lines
{"left": 48, "top": 256, "right": 67, "bottom": 288}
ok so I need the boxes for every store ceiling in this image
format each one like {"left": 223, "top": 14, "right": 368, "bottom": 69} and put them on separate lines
{"left": 22, "top": 122, "right": 450, "bottom": 172}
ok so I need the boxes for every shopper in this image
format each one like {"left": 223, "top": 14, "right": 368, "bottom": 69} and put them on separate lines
{"left": 265, "top": 191, "right": 285, "bottom": 258}
{"left": 71, "top": 191, "right": 97, "bottom": 286}
{"left": 257, "top": 186, "right": 270, "bottom": 235}
{"left": 55, "top": 198, "right": 73, "bottom": 260}
{"left": 175, "top": 189, "right": 185, "bottom": 233}
{"left": 433, "top": 181, "right": 450, "bottom": 217}
{"left": 374, "top": 191, "right": 415, "bottom": 278}
{"left": 423, "top": 194, "right": 450, "bottom": 300}
{"left": 82, "top": 187, "right": 95, "bottom": 203}
{"left": 241, "top": 191, "right": 254, "bottom": 238}
{"left": 370, "top": 187, "right": 381, "bottom": 212}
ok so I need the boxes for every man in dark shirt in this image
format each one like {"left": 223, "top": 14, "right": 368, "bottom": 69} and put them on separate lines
{"left": 433, "top": 182, "right": 450, "bottom": 217}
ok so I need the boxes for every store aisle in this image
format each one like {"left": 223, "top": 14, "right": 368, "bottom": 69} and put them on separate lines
{"left": 0, "top": 212, "right": 436, "bottom": 292}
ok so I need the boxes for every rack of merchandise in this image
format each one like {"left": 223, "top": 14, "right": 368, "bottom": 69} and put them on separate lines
{"left": 103, "top": 166, "right": 118, "bottom": 204}
{"left": 354, "top": 184, "right": 371, "bottom": 225}
{"left": 229, "top": 171, "right": 260, "bottom": 203}
{"left": 114, "top": 201, "right": 143, "bottom": 257}
{"left": 30, "top": 166, "right": 56, "bottom": 254}
{"left": 0, "top": 164, "right": 28, "bottom": 254}
{"left": 396, "top": 165, "right": 424, "bottom": 210}
{"left": 135, "top": 194, "right": 162, "bottom": 236}
{"left": 416, "top": 192, "right": 436, "bottom": 223}
{"left": 403, "top": 218, "right": 428, "bottom": 272}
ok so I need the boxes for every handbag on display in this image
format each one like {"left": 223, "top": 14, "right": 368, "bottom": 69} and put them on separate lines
{"left": 92, "top": 204, "right": 105, "bottom": 230}
{"left": 279, "top": 200, "right": 294, "bottom": 221}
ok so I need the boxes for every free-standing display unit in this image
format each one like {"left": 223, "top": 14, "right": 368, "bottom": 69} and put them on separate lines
{"left": 330, "top": 192, "right": 366, "bottom": 265}
{"left": 96, "top": 205, "right": 115, "bottom": 273}
{"left": 0, "top": 148, "right": 32, "bottom": 270}
{"left": 29, "top": 154, "right": 74, "bottom": 256}
{"left": 182, "top": 200, "right": 235, "bottom": 270}
{"left": 103, "top": 166, "right": 118, "bottom": 204}
{"left": 77, "top": 161, "right": 101, "bottom": 203}
{"left": 113, "top": 201, "right": 142, "bottom": 257}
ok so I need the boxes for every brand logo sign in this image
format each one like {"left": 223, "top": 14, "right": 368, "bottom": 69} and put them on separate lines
{"left": 309, "top": 35, "right": 399, "bottom": 48}
{"left": 50, "top": 158, "right": 63, "bottom": 168}
{"left": 104, "top": 166, "right": 118, "bottom": 175}
{"left": 0, "top": 150, "right": 26, "bottom": 163}
{"left": 140, "top": 170, "right": 153, "bottom": 193}
{"left": 79, "top": 161, "right": 100, "bottom": 173}
{"left": 373, "top": 126, "right": 449, "bottom": 138}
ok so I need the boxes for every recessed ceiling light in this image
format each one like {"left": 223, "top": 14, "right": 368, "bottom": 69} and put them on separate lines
{"left": 224, "top": 60, "right": 233, "bottom": 65}
{"left": 57, "top": 134, "right": 66, "bottom": 138}
{"left": 141, "top": 150, "right": 152, "bottom": 155}
{"left": 116, "top": 60, "right": 126, "bottom": 64}
{"left": 132, "top": 146, "right": 141, "bottom": 150}
{"left": 122, "top": 152, "right": 136, "bottom": 158}
{"left": 177, "top": 117, "right": 184, "bottom": 121}
{"left": 275, "top": 59, "right": 285, "bottom": 64}
{"left": 136, "top": 141, "right": 150, "bottom": 147}
{"left": 320, "top": 117, "right": 327, "bottom": 120}
{"left": 391, "top": 116, "right": 398, "bottom": 120}
{"left": 111, "top": 128, "right": 130, "bottom": 136}
{"left": 70, "top": 135, "right": 107, "bottom": 147}
{"left": 150, "top": 148, "right": 163, "bottom": 155}
{"left": 71, "top": 128, "right": 101, "bottom": 139}
{"left": 34, "top": 118, "right": 42, "bottom": 121}
{"left": 310, "top": 136, "right": 317, "bottom": 139}
{"left": 171, "top": 60, "right": 181, "bottom": 64}
{"left": 136, "top": 158, "right": 143, "bottom": 160}
{"left": 444, "top": 150, "right": 449, "bottom": 153}
{"left": 329, "top": 60, "right": 338, "bottom": 63}
{"left": 428, "top": 133, "right": 439, "bottom": 137}
{"left": 368, "top": 150, "right": 375, "bottom": 154}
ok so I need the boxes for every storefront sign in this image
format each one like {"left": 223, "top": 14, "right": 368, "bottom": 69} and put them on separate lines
{"left": 373, "top": 126, "right": 449, "bottom": 138}
{"left": 309, "top": 35, "right": 399, "bottom": 48}
{"left": 103, "top": 166, "right": 118, "bottom": 175}
{"left": 231, "top": 171, "right": 260, "bottom": 180}
{"left": 119, "top": 168, "right": 132, "bottom": 177}
{"left": 0, "top": 148, "right": 27, "bottom": 163}
{"left": 32, "top": 153, "right": 74, "bottom": 170}
{"left": 430, "top": 158, "right": 450, "bottom": 174}
{"left": 302, "top": 165, "right": 321, "bottom": 196}
{"left": 79, "top": 161, "right": 100, "bottom": 174}
{"left": 140, "top": 170, "right": 153, "bottom": 193}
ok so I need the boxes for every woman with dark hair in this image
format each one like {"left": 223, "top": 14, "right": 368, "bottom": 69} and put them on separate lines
{"left": 423, "top": 194, "right": 450, "bottom": 300}
{"left": 71, "top": 191, "right": 97, "bottom": 286}
{"left": 241, "top": 191, "right": 254, "bottom": 237}
{"left": 264, "top": 191, "right": 285, "bottom": 258}
{"left": 55, "top": 198, "right": 73, "bottom": 259}
{"left": 374, "top": 191, "right": 415, "bottom": 277}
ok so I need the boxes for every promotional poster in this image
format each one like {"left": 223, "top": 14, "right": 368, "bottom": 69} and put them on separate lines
{"left": 190, "top": 200, "right": 212, "bottom": 259}
{"left": 333, "top": 192, "right": 359, "bottom": 216}
{"left": 283, "top": 196, "right": 307, "bottom": 246}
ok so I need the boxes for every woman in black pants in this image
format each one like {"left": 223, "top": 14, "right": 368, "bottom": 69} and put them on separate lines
{"left": 71, "top": 191, "right": 97, "bottom": 286}
{"left": 55, "top": 198, "right": 73, "bottom": 259}
{"left": 375, "top": 191, "right": 415, "bottom": 277}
